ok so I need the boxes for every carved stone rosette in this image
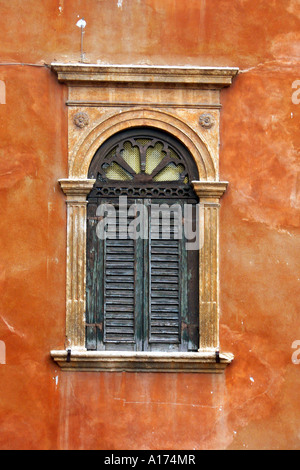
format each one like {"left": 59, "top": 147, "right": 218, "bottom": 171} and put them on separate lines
{"left": 73, "top": 111, "right": 89, "bottom": 128}
{"left": 199, "top": 113, "right": 215, "bottom": 129}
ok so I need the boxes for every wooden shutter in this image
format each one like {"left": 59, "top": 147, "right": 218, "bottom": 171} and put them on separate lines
{"left": 86, "top": 201, "right": 144, "bottom": 351}
{"left": 86, "top": 199, "right": 196, "bottom": 352}
{"left": 104, "top": 237, "right": 136, "bottom": 345}
{"left": 148, "top": 204, "right": 182, "bottom": 346}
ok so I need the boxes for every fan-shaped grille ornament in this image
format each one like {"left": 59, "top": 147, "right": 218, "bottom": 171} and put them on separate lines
{"left": 88, "top": 128, "right": 199, "bottom": 199}
{"left": 100, "top": 139, "right": 187, "bottom": 182}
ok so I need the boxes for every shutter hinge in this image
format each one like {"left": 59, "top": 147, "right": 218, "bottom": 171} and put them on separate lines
{"left": 66, "top": 348, "right": 71, "bottom": 363}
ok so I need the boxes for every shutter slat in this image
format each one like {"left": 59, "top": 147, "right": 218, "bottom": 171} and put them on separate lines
{"left": 151, "top": 278, "right": 179, "bottom": 284}
{"left": 106, "top": 306, "right": 134, "bottom": 312}
{"left": 151, "top": 291, "right": 178, "bottom": 297}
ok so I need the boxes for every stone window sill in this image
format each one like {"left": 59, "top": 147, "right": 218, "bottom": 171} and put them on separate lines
{"left": 50, "top": 350, "right": 234, "bottom": 373}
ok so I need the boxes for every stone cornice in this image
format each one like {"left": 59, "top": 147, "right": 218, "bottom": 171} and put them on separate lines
{"left": 51, "top": 63, "right": 239, "bottom": 89}
{"left": 59, "top": 178, "right": 96, "bottom": 198}
{"left": 192, "top": 181, "right": 229, "bottom": 199}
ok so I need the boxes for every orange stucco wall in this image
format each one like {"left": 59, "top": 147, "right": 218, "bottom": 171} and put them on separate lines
{"left": 0, "top": 0, "right": 299, "bottom": 450}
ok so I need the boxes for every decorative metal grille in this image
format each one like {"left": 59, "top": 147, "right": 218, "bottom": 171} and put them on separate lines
{"left": 88, "top": 128, "right": 199, "bottom": 199}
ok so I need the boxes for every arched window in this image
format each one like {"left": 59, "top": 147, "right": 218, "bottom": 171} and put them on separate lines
{"left": 86, "top": 128, "right": 199, "bottom": 352}
{"left": 51, "top": 64, "right": 237, "bottom": 372}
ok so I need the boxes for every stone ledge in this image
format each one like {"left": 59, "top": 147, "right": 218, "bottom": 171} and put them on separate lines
{"left": 51, "top": 63, "right": 239, "bottom": 89}
{"left": 50, "top": 350, "right": 234, "bottom": 373}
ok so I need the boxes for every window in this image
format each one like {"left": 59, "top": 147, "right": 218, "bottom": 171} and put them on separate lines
{"left": 86, "top": 128, "right": 199, "bottom": 352}
{"left": 50, "top": 63, "right": 238, "bottom": 372}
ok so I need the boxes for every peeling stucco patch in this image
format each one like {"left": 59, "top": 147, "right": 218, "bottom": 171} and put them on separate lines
{"left": 290, "top": 173, "right": 300, "bottom": 209}
{"left": 271, "top": 32, "right": 300, "bottom": 60}
{"left": 0, "top": 315, "right": 25, "bottom": 338}
{"left": 287, "top": 0, "right": 300, "bottom": 19}
{"left": 0, "top": 151, "right": 38, "bottom": 190}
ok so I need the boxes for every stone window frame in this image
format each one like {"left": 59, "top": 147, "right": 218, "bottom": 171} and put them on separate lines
{"left": 50, "top": 64, "right": 238, "bottom": 373}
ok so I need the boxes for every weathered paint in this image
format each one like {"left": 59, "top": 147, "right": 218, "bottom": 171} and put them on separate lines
{"left": 0, "top": 0, "right": 299, "bottom": 450}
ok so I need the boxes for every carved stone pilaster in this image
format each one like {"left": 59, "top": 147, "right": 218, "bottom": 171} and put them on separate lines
{"left": 59, "top": 179, "right": 96, "bottom": 350}
{"left": 192, "top": 181, "right": 228, "bottom": 352}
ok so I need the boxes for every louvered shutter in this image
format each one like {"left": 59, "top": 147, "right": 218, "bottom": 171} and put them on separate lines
{"left": 86, "top": 199, "right": 197, "bottom": 352}
{"left": 148, "top": 203, "right": 183, "bottom": 346}
{"left": 104, "top": 237, "right": 136, "bottom": 344}
{"left": 86, "top": 201, "right": 144, "bottom": 351}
